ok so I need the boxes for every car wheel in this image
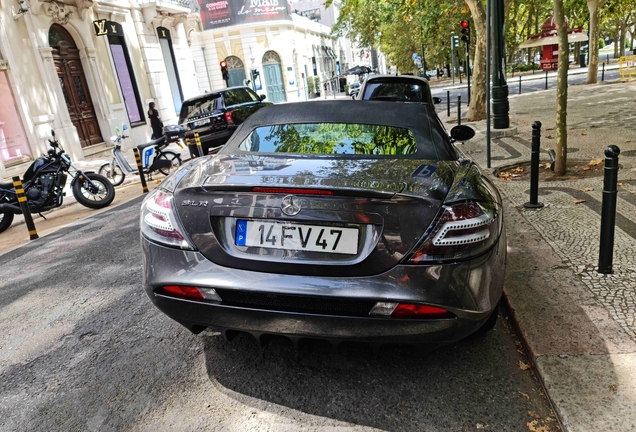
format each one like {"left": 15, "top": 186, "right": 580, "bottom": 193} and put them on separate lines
{"left": 467, "top": 301, "right": 499, "bottom": 339}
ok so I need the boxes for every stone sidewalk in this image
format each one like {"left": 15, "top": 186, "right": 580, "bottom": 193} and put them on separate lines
{"left": 448, "top": 79, "right": 636, "bottom": 431}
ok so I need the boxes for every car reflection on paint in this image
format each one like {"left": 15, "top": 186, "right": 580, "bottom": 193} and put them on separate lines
{"left": 140, "top": 100, "right": 506, "bottom": 350}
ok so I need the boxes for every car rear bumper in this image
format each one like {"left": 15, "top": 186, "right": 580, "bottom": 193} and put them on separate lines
{"left": 141, "top": 234, "right": 505, "bottom": 343}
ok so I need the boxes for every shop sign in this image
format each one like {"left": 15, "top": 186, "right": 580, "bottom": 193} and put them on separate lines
{"left": 199, "top": 0, "right": 291, "bottom": 30}
{"left": 0, "top": 59, "right": 9, "bottom": 70}
{"left": 93, "top": 19, "right": 108, "bottom": 36}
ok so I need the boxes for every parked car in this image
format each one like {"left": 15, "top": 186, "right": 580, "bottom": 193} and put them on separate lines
{"left": 357, "top": 74, "right": 442, "bottom": 105}
{"left": 179, "top": 86, "right": 271, "bottom": 157}
{"left": 347, "top": 82, "right": 361, "bottom": 96}
{"left": 140, "top": 101, "right": 505, "bottom": 349}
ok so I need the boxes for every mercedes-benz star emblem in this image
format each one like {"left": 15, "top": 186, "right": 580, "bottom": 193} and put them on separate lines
{"left": 281, "top": 195, "right": 302, "bottom": 216}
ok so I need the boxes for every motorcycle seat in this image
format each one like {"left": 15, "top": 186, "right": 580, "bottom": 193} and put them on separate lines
{"left": 0, "top": 181, "right": 14, "bottom": 191}
{"left": 137, "top": 136, "right": 165, "bottom": 152}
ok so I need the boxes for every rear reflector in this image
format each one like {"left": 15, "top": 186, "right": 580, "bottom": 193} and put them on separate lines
{"left": 390, "top": 303, "right": 454, "bottom": 319}
{"left": 160, "top": 286, "right": 222, "bottom": 302}
{"left": 252, "top": 187, "right": 334, "bottom": 195}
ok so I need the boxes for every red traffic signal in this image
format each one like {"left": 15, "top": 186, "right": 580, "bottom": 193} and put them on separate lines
{"left": 460, "top": 20, "right": 469, "bottom": 29}
{"left": 220, "top": 60, "right": 227, "bottom": 68}
{"left": 460, "top": 20, "right": 470, "bottom": 43}
{"left": 220, "top": 60, "right": 229, "bottom": 81}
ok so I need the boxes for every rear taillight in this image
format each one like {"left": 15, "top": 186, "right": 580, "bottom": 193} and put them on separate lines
{"left": 406, "top": 202, "right": 500, "bottom": 263}
{"left": 159, "top": 286, "right": 221, "bottom": 302}
{"left": 224, "top": 110, "right": 235, "bottom": 125}
{"left": 369, "top": 302, "right": 455, "bottom": 319}
{"left": 140, "top": 189, "right": 195, "bottom": 250}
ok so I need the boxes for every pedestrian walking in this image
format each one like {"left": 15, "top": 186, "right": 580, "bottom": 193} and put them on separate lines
{"left": 148, "top": 102, "right": 163, "bottom": 140}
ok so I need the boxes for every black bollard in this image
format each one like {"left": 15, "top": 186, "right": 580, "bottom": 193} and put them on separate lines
{"left": 195, "top": 132, "right": 205, "bottom": 158}
{"left": 457, "top": 95, "right": 461, "bottom": 126}
{"left": 602, "top": 62, "right": 605, "bottom": 82}
{"left": 523, "top": 122, "right": 545, "bottom": 209}
{"left": 545, "top": 70, "right": 548, "bottom": 89}
{"left": 598, "top": 145, "right": 620, "bottom": 274}
{"left": 518, "top": 76, "right": 522, "bottom": 95}
{"left": 133, "top": 148, "right": 149, "bottom": 193}
{"left": 12, "top": 176, "right": 39, "bottom": 240}
{"left": 447, "top": 90, "right": 450, "bottom": 117}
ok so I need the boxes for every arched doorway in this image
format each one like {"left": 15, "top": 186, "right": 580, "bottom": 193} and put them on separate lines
{"left": 262, "top": 51, "right": 286, "bottom": 103}
{"left": 225, "top": 56, "right": 246, "bottom": 87}
{"left": 49, "top": 24, "right": 103, "bottom": 147}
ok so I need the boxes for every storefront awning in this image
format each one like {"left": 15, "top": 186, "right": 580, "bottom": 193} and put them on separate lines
{"left": 519, "top": 31, "right": 589, "bottom": 49}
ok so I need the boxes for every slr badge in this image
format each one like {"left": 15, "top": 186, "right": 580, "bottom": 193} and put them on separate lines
{"left": 281, "top": 195, "right": 302, "bottom": 216}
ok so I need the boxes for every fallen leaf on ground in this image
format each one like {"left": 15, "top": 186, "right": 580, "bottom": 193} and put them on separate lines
{"left": 625, "top": 140, "right": 632, "bottom": 143}
{"left": 527, "top": 420, "right": 538, "bottom": 431}
{"left": 528, "top": 411, "right": 541, "bottom": 419}
{"left": 476, "top": 424, "right": 485, "bottom": 429}
{"left": 617, "top": 182, "right": 624, "bottom": 186}
{"left": 582, "top": 187, "right": 594, "bottom": 192}
{"left": 545, "top": 127, "right": 554, "bottom": 131}
{"left": 540, "top": 163, "right": 552, "bottom": 169}
{"left": 510, "top": 167, "right": 524, "bottom": 173}
{"left": 591, "top": 125, "right": 599, "bottom": 128}
{"left": 545, "top": 135, "right": 553, "bottom": 139}
{"left": 518, "top": 361, "right": 531, "bottom": 370}
{"left": 581, "top": 133, "right": 587, "bottom": 136}
{"left": 543, "top": 147, "right": 551, "bottom": 152}
{"left": 498, "top": 172, "right": 512, "bottom": 181}
{"left": 582, "top": 158, "right": 603, "bottom": 171}
{"left": 609, "top": 384, "right": 617, "bottom": 392}
{"left": 519, "top": 391, "right": 531, "bottom": 400}
{"left": 574, "top": 199, "right": 586, "bottom": 204}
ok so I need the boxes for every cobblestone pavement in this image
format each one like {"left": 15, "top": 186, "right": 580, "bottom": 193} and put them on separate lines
{"left": 454, "top": 79, "right": 636, "bottom": 342}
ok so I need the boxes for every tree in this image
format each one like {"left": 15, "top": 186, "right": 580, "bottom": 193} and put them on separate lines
{"left": 587, "top": 0, "right": 608, "bottom": 83}
{"left": 465, "top": 0, "right": 487, "bottom": 121}
{"left": 554, "top": 0, "right": 569, "bottom": 175}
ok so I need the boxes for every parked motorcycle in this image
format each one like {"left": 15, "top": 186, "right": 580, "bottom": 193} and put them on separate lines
{"left": 98, "top": 125, "right": 182, "bottom": 186}
{"left": 0, "top": 130, "right": 115, "bottom": 234}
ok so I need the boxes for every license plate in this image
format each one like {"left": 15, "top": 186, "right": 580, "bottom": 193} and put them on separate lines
{"left": 235, "top": 220, "right": 358, "bottom": 255}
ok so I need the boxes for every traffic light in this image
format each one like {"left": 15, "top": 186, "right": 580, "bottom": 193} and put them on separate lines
{"left": 220, "top": 60, "right": 229, "bottom": 81}
{"left": 460, "top": 20, "right": 470, "bottom": 44}
{"left": 451, "top": 35, "right": 459, "bottom": 49}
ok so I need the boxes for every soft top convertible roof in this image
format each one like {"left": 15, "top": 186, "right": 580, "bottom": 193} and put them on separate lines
{"left": 224, "top": 100, "right": 457, "bottom": 161}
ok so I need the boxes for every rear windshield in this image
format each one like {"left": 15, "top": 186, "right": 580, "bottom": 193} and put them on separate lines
{"left": 362, "top": 81, "right": 429, "bottom": 102}
{"left": 179, "top": 96, "right": 220, "bottom": 124}
{"left": 237, "top": 123, "right": 417, "bottom": 156}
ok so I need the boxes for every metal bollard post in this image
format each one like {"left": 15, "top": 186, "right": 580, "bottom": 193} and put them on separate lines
{"left": 545, "top": 70, "right": 548, "bottom": 89}
{"left": 523, "top": 122, "right": 545, "bottom": 209}
{"left": 447, "top": 90, "right": 450, "bottom": 117}
{"left": 132, "top": 148, "right": 149, "bottom": 193}
{"left": 457, "top": 95, "right": 461, "bottom": 126}
{"left": 598, "top": 145, "right": 620, "bottom": 274}
{"left": 602, "top": 62, "right": 605, "bottom": 82}
{"left": 185, "top": 137, "right": 192, "bottom": 158}
{"left": 194, "top": 132, "right": 204, "bottom": 158}
{"left": 518, "top": 76, "right": 522, "bottom": 95}
{"left": 12, "top": 176, "right": 38, "bottom": 240}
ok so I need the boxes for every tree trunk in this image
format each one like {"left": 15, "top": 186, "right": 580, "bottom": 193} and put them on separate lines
{"left": 587, "top": 0, "right": 604, "bottom": 84}
{"left": 554, "top": 0, "right": 568, "bottom": 176}
{"left": 620, "top": 23, "right": 627, "bottom": 57}
{"left": 465, "top": 0, "right": 487, "bottom": 121}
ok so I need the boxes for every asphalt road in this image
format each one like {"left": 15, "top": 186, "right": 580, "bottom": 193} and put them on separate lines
{"left": 431, "top": 68, "right": 622, "bottom": 113}
{"left": 0, "top": 194, "right": 558, "bottom": 430}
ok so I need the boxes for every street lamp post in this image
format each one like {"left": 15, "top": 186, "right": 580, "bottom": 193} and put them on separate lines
{"left": 491, "top": 0, "right": 510, "bottom": 129}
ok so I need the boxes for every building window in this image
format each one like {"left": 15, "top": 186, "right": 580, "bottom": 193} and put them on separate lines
{"left": 0, "top": 69, "right": 30, "bottom": 166}
{"left": 157, "top": 27, "right": 183, "bottom": 116}
{"left": 299, "top": 8, "right": 321, "bottom": 21}
{"left": 107, "top": 23, "right": 145, "bottom": 127}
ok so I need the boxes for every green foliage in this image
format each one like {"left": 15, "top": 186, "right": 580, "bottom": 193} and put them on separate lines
{"left": 313, "top": 76, "right": 321, "bottom": 92}
{"left": 506, "top": 63, "right": 536, "bottom": 73}
{"left": 307, "top": 77, "right": 315, "bottom": 94}
{"left": 599, "top": 38, "right": 606, "bottom": 48}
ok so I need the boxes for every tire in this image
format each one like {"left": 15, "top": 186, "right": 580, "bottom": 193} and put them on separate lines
{"left": 72, "top": 173, "right": 115, "bottom": 209}
{"left": 158, "top": 151, "right": 182, "bottom": 176}
{"left": 0, "top": 211, "right": 14, "bottom": 234}
{"left": 98, "top": 163, "right": 125, "bottom": 186}
{"left": 469, "top": 302, "right": 500, "bottom": 339}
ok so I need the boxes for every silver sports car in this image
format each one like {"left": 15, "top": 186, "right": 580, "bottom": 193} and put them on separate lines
{"left": 141, "top": 100, "right": 505, "bottom": 348}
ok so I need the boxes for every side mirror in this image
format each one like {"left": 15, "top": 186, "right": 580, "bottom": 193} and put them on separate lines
{"left": 259, "top": 94, "right": 266, "bottom": 101}
{"left": 123, "top": 124, "right": 128, "bottom": 131}
{"left": 51, "top": 129, "right": 55, "bottom": 137}
{"left": 450, "top": 125, "right": 476, "bottom": 142}
{"left": 432, "top": 97, "right": 442, "bottom": 104}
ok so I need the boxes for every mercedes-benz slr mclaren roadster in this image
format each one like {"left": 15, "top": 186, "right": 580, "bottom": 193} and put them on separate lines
{"left": 141, "top": 101, "right": 506, "bottom": 348}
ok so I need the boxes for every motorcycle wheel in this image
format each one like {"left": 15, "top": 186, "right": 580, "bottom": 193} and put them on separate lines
{"left": 158, "top": 151, "right": 182, "bottom": 176}
{"left": 72, "top": 173, "right": 115, "bottom": 209}
{"left": 98, "top": 163, "right": 125, "bottom": 186}
{"left": 0, "top": 211, "right": 14, "bottom": 234}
